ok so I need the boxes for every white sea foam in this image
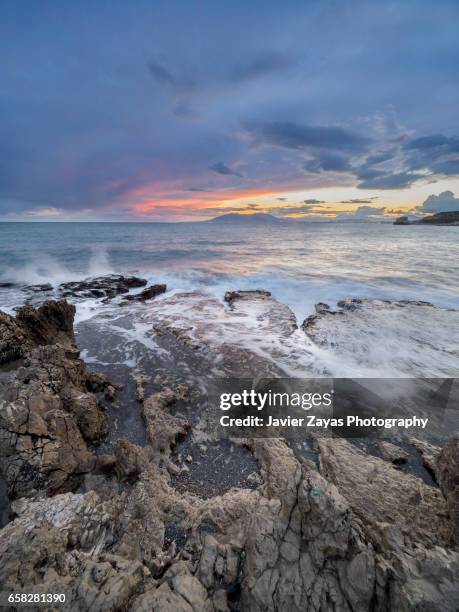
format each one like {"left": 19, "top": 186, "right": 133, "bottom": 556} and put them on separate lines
{"left": 0, "top": 246, "right": 114, "bottom": 287}
{"left": 1, "top": 223, "right": 457, "bottom": 377}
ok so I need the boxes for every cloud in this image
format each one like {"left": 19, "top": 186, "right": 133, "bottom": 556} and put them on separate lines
{"left": 245, "top": 121, "right": 370, "bottom": 152}
{"left": 299, "top": 126, "right": 459, "bottom": 191}
{"left": 230, "top": 52, "right": 294, "bottom": 83}
{"left": 304, "top": 153, "right": 353, "bottom": 173}
{"left": 364, "top": 151, "right": 395, "bottom": 165}
{"left": 148, "top": 60, "right": 176, "bottom": 89}
{"left": 430, "top": 158, "right": 459, "bottom": 176}
{"left": 186, "top": 187, "right": 211, "bottom": 192}
{"left": 404, "top": 134, "right": 459, "bottom": 153}
{"left": 400, "top": 133, "right": 459, "bottom": 178}
{"left": 353, "top": 205, "right": 385, "bottom": 217}
{"left": 270, "top": 204, "right": 319, "bottom": 216}
{"left": 340, "top": 197, "right": 378, "bottom": 204}
{"left": 417, "top": 190, "right": 459, "bottom": 213}
{"left": 22, "top": 207, "right": 65, "bottom": 217}
{"left": 2, "top": 4, "right": 459, "bottom": 220}
{"left": 147, "top": 59, "right": 198, "bottom": 119}
{"left": 262, "top": 200, "right": 328, "bottom": 217}
{"left": 357, "top": 171, "right": 424, "bottom": 189}
{"left": 209, "top": 162, "right": 243, "bottom": 178}
{"left": 331, "top": 205, "right": 387, "bottom": 220}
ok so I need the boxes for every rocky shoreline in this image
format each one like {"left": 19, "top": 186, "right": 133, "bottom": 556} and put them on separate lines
{"left": 0, "top": 282, "right": 458, "bottom": 611}
{"left": 394, "top": 210, "right": 459, "bottom": 225}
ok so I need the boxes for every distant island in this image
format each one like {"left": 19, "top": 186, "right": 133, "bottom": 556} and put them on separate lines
{"left": 208, "top": 212, "right": 284, "bottom": 224}
{"left": 394, "top": 211, "right": 459, "bottom": 226}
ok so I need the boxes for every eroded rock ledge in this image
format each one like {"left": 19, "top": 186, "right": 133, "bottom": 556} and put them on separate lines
{"left": 0, "top": 299, "right": 458, "bottom": 611}
{"left": 0, "top": 300, "right": 117, "bottom": 499}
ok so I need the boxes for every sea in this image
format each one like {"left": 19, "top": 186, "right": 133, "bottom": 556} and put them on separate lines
{"left": 0, "top": 221, "right": 458, "bottom": 379}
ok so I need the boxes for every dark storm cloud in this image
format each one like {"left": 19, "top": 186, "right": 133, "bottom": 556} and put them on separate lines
{"left": 364, "top": 151, "right": 395, "bottom": 165}
{"left": 357, "top": 171, "right": 424, "bottom": 189}
{"left": 304, "top": 153, "right": 353, "bottom": 173}
{"left": 1, "top": 1, "right": 459, "bottom": 218}
{"left": 246, "top": 121, "right": 370, "bottom": 152}
{"left": 209, "top": 162, "right": 243, "bottom": 178}
{"left": 397, "top": 132, "right": 459, "bottom": 181}
{"left": 431, "top": 158, "right": 459, "bottom": 175}
{"left": 404, "top": 134, "right": 459, "bottom": 153}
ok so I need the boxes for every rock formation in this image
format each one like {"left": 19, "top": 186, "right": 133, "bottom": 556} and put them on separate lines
{"left": 59, "top": 275, "right": 147, "bottom": 299}
{"left": 0, "top": 300, "right": 115, "bottom": 499}
{"left": 122, "top": 284, "right": 167, "bottom": 303}
{"left": 0, "top": 298, "right": 458, "bottom": 611}
{"left": 394, "top": 210, "right": 459, "bottom": 225}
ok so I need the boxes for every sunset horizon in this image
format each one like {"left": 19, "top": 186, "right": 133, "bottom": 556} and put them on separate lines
{"left": 1, "top": 1, "right": 459, "bottom": 222}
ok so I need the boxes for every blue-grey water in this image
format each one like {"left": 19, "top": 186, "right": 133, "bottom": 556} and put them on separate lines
{"left": 1, "top": 221, "right": 458, "bottom": 313}
{"left": 0, "top": 221, "right": 458, "bottom": 378}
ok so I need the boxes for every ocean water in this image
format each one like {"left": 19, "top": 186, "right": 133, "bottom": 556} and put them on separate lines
{"left": 1, "top": 221, "right": 458, "bottom": 311}
{"left": 0, "top": 221, "right": 458, "bottom": 378}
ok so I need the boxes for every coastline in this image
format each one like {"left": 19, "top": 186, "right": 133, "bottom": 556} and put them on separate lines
{"left": 0, "top": 277, "right": 458, "bottom": 610}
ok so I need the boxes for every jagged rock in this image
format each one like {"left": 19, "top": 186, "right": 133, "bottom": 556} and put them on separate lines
{"left": 408, "top": 436, "right": 441, "bottom": 477}
{"left": 59, "top": 274, "right": 147, "bottom": 299}
{"left": 132, "top": 581, "right": 195, "bottom": 612}
{"left": 224, "top": 289, "right": 272, "bottom": 304}
{"left": 318, "top": 437, "right": 451, "bottom": 547}
{"left": 436, "top": 434, "right": 459, "bottom": 542}
{"left": 16, "top": 299, "right": 76, "bottom": 346}
{"left": 1, "top": 427, "right": 458, "bottom": 611}
{"left": 0, "top": 310, "right": 32, "bottom": 364}
{"left": 378, "top": 441, "right": 408, "bottom": 465}
{"left": 133, "top": 370, "right": 149, "bottom": 402}
{"left": 0, "top": 492, "right": 116, "bottom": 586}
{"left": 0, "top": 299, "right": 76, "bottom": 365}
{"left": 142, "top": 388, "right": 190, "bottom": 453}
{"left": 315, "top": 302, "right": 341, "bottom": 315}
{"left": 122, "top": 283, "right": 167, "bottom": 303}
{"left": 86, "top": 370, "right": 121, "bottom": 401}
{"left": 1, "top": 295, "right": 458, "bottom": 611}
{"left": 0, "top": 302, "right": 110, "bottom": 499}
{"left": 0, "top": 491, "right": 146, "bottom": 611}
{"left": 114, "top": 439, "right": 149, "bottom": 480}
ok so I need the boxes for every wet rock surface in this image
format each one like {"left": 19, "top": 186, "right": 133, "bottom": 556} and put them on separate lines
{"left": 301, "top": 298, "right": 459, "bottom": 377}
{"left": 59, "top": 274, "right": 147, "bottom": 299}
{"left": 0, "top": 294, "right": 458, "bottom": 611}
{"left": 122, "top": 283, "right": 167, "bottom": 303}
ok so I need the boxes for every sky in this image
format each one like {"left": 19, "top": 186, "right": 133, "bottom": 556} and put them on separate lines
{"left": 1, "top": 0, "right": 459, "bottom": 221}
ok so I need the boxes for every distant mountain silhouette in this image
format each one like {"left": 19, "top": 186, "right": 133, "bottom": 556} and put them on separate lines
{"left": 209, "top": 212, "right": 283, "bottom": 224}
